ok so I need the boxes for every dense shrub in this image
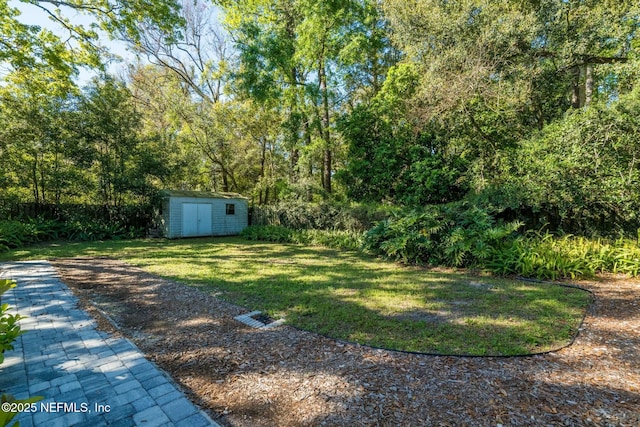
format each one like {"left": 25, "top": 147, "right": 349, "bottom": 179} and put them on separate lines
{"left": 487, "top": 232, "right": 640, "bottom": 279}
{"left": 363, "top": 202, "right": 522, "bottom": 267}
{"left": 0, "top": 220, "right": 56, "bottom": 250}
{"left": 241, "top": 225, "right": 293, "bottom": 243}
{"left": 363, "top": 202, "right": 640, "bottom": 279}
{"left": 0, "top": 217, "right": 146, "bottom": 251}
{"left": 241, "top": 225, "right": 363, "bottom": 251}
{"left": 481, "top": 90, "right": 640, "bottom": 238}
{"left": 2, "top": 202, "right": 155, "bottom": 231}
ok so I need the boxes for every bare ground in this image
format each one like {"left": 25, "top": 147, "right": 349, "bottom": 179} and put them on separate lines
{"left": 51, "top": 257, "right": 640, "bottom": 426}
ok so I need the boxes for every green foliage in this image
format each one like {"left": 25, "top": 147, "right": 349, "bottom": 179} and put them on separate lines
{"left": 364, "top": 202, "right": 640, "bottom": 280}
{"left": 373, "top": 0, "right": 640, "bottom": 237}
{"left": 241, "top": 225, "right": 363, "bottom": 251}
{"left": 487, "top": 232, "right": 640, "bottom": 280}
{"left": 0, "top": 217, "right": 146, "bottom": 252}
{"left": 485, "top": 88, "right": 640, "bottom": 237}
{"left": 77, "top": 78, "right": 164, "bottom": 206}
{"left": 0, "top": 74, "right": 170, "bottom": 209}
{"left": 250, "top": 201, "right": 395, "bottom": 232}
{"left": 222, "top": 0, "right": 398, "bottom": 195}
{"left": 1, "top": 0, "right": 183, "bottom": 88}
{"left": 337, "top": 63, "right": 468, "bottom": 205}
{"left": 364, "top": 202, "right": 522, "bottom": 267}
{"left": 241, "top": 225, "right": 293, "bottom": 243}
{"left": 62, "top": 220, "right": 139, "bottom": 242}
{"left": 0, "top": 279, "right": 24, "bottom": 365}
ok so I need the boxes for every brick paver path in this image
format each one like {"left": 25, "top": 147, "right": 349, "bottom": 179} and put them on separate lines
{"left": 0, "top": 261, "right": 219, "bottom": 427}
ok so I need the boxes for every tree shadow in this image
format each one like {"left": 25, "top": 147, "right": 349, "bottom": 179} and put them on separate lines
{"left": 43, "top": 256, "right": 640, "bottom": 426}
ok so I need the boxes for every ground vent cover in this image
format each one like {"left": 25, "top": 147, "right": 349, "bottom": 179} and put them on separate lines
{"left": 234, "top": 310, "right": 286, "bottom": 329}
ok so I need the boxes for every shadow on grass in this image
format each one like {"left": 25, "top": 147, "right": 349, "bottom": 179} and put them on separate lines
{"left": 2, "top": 236, "right": 593, "bottom": 355}
{"left": 48, "top": 258, "right": 639, "bottom": 425}
{"left": 27, "top": 254, "right": 638, "bottom": 426}
{"left": 33, "top": 237, "right": 592, "bottom": 357}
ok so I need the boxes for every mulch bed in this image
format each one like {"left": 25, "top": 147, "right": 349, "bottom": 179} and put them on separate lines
{"left": 51, "top": 257, "right": 640, "bottom": 426}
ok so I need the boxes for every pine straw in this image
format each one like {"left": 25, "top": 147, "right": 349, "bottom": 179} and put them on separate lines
{"left": 51, "top": 258, "right": 640, "bottom": 426}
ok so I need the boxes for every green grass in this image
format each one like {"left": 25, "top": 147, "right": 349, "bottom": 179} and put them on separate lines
{"left": 1, "top": 237, "right": 592, "bottom": 356}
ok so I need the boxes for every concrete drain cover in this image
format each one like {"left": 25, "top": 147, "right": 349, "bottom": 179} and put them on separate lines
{"left": 234, "top": 310, "right": 285, "bottom": 329}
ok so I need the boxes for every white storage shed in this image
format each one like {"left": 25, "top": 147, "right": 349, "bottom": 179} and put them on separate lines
{"left": 160, "top": 190, "right": 249, "bottom": 239}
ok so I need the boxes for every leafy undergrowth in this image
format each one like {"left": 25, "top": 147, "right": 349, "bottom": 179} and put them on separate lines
{"left": 2, "top": 237, "right": 592, "bottom": 356}
{"left": 362, "top": 206, "right": 640, "bottom": 280}
{"left": 0, "top": 218, "right": 143, "bottom": 252}
{"left": 488, "top": 232, "right": 640, "bottom": 279}
{"left": 242, "top": 223, "right": 640, "bottom": 281}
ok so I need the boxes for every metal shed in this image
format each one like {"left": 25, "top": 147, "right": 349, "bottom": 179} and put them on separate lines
{"left": 159, "top": 190, "right": 249, "bottom": 239}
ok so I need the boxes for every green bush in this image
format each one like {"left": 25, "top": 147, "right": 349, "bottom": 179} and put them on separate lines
{"left": 364, "top": 201, "right": 640, "bottom": 279}
{"left": 480, "top": 90, "right": 640, "bottom": 238}
{"left": 241, "top": 225, "right": 293, "bottom": 243}
{"left": 363, "top": 202, "right": 522, "bottom": 267}
{"left": 295, "top": 229, "right": 364, "bottom": 251}
{"left": 487, "top": 232, "right": 640, "bottom": 279}
{"left": 0, "top": 219, "right": 58, "bottom": 249}
{"left": 0, "top": 217, "right": 145, "bottom": 252}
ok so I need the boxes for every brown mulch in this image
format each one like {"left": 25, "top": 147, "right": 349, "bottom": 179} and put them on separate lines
{"left": 51, "top": 257, "right": 640, "bottom": 426}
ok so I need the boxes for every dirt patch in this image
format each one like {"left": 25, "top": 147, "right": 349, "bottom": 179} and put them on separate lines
{"left": 52, "top": 258, "right": 640, "bottom": 426}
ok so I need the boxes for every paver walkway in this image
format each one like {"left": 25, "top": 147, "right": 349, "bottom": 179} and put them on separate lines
{"left": 0, "top": 261, "right": 219, "bottom": 427}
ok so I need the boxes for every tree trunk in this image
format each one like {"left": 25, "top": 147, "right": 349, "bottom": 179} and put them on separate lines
{"left": 319, "top": 59, "right": 332, "bottom": 194}
{"left": 211, "top": 166, "right": 218, "bottom": 192}
{"left": 259, "top": 136, "right": 267, "bottom": 205}
{"left": 290, "top": 148, "right": 300, "bottom": 180}
{"left": 323, "top": 150, "right": 331, "bottom": 194}
{"left": 285, "top": 1, "right": 300, "bottom": 181}
{"left": 53, "top": 150, "right": 61, "bottom": 205}
{"left": 32, "top": 158, "right": 39, "bottom": 204}
{"left": 571, "top": 66, "right": 582, "bottom": 108}
{"left": 221, "top": 169, "right": 229, "bottom": 192}
{"left": 38, "top": 152, "right": 46, "bottom": 204}
{"left": 304, "top": 121, "right": 313, "bottom": 202}
{"left": 585, "top": 64, "right": 594, "bottom": 106}
{"left": 571, "top": 65, "right": 595, "bottom": 108}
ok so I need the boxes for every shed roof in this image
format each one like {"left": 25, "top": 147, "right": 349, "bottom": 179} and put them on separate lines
{"left": 160, "top": 190, "right": 248, "bottom": 200}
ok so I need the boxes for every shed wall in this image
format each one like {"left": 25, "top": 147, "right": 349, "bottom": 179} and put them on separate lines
{"left": 163, "top": 196, "right": 248, "bottom": 238}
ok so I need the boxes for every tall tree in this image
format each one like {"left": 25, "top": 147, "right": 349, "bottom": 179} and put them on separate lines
{"left": 219, "top": 0, "right": 396, "bottom": 196}
{"left": 127, "top": 0, "right": 245, "bottom": 192}
{"left": 221, "top": 0, "right": 310, "bottom": 184}
{"left": 383, "top": 0, "right": 639, "bottom": 120}
{"left": 0, "top": 73, "right": 76, "bottom": 203}
{"left": 129, "top": 63, "right": 287, "bottom": 200}
{"left": 130, "top": 0, "right": 229, "bottom": 104}
{"left": 76, "top": 77, "right": 158, "bottom": 206}
{"left": 381, "top": 0, "right": 640, "bottom": 191}
{"left": 127, "top": 64, "right": 205, "bottom": 190}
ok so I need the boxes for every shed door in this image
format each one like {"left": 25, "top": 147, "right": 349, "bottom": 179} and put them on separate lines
{"left": 182, "top": 203, "right": 212, "bottom": 237}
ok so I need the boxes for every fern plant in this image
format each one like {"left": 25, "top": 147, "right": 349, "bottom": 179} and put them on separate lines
{"left": 363, "top": 202, "right": 522, "bottom": 267}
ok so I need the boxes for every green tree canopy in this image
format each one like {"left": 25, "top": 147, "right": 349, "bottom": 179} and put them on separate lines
{"left": 1, "top": 0, "right": 183, "bottom": 86}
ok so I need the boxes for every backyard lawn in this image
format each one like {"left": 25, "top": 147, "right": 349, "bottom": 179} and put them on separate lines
{"left": 2, "top": 237, "right": 592, "bottom": 356}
